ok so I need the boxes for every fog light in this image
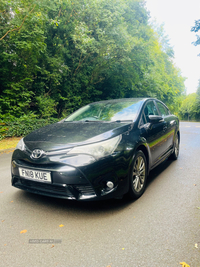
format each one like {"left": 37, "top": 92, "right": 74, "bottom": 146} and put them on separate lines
{"left": 106, "top": 181, "right": 114, "bottom": 189}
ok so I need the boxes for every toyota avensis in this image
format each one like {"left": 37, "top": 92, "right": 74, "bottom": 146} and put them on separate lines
{"left": 11, "top": 98, "right": 180, "bottom": 201}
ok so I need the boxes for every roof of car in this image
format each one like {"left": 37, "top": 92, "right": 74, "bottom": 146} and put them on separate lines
{"left": 89, "top": 98, "right": 152, "bottom": 105}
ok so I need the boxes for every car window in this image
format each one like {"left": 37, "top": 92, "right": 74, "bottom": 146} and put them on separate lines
{"left": 156, "top": 101, "right": 169, "bottom": 117}
{"left": 143, "top": 101, "right": 159, "bottom": 122}
{"left": 65, "top": 100, "right": 143, "bottom": 122}
{"left": 139, "top": 112, "right": 146, "bottom": 127}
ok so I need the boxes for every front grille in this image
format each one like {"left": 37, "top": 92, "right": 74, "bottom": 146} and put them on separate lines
{"left": 21, "top": 179, "right": 73, "bottom": 194}
{"left": 19, "top": 179, "right": 75, "bottom": 197}
{"left": 16, "top": 159, "right": 62, "bottom": 169}
{"left": 73, "top": 185, "right": 96, "bottom": 196}
{"left": 12, "top": 177, "right": 96, "bottom": 200}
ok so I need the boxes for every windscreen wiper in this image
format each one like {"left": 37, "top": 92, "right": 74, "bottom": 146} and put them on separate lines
{"left": 114, "top": 120, "right": 133, "bottom": 123}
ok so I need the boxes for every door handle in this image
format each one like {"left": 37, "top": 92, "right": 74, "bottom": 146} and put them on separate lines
{"left": 163, "top": 126, "right": 167, "bottom": 131}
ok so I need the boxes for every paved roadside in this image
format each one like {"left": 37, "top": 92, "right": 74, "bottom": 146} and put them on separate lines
{"left": 1, "top": 122, "right": 200, "bottom": 267}
{"left": 0, "top": 137, "right": 21, "bottom": 154}
{"left": 0, "top": 148, "right": 15, "bottom": 155}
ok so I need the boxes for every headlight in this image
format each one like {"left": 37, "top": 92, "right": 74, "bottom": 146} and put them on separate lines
{"left": 68, "top": 135, "right": 122, "bottom": 160}
{"left": 15, "top": 138, "right": 25, "bottom": 151}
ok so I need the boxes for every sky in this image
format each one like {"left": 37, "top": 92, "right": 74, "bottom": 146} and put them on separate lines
{"left": 145, "top": 0, "right": 200, "bottom": 94}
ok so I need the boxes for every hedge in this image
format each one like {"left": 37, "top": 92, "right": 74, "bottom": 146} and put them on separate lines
{"left": 0, "top": 118, "right": 59, "bottom": 140}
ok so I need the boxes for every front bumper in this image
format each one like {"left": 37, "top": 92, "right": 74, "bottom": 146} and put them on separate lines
{"left": 12, "top": 176, "right": 98, "bottom": 200}
{"left": 11, "top": 150, "right": 130, "bottom": 200}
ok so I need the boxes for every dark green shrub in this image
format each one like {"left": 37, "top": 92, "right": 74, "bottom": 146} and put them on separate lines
{"left": 0, "top": 117, "right": 59, "bottom": 140}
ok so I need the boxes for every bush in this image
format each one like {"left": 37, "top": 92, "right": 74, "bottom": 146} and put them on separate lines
{"left": 0, "top": 117, "right": 59, "bottom": 140}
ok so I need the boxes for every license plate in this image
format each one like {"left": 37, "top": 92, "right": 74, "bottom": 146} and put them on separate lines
{"left": 19, "top": 168, "right": 51, "bottom": 183}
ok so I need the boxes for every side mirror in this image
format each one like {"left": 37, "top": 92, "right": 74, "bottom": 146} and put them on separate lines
{"left": 148, "top": 115, "right": 164, "bottom": 124}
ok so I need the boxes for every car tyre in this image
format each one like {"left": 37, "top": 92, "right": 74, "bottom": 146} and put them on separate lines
{"left": 128, "top": 150, "right": 147, "bottom": 199}
{"left": 169, "top": 133, "right": 179, "bottom": 160}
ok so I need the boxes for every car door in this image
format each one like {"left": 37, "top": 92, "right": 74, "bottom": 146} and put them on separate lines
{"left": 139, "top": 100, "right": 168, "bottom": 165}
{"left": 155, "top": 100, "right": 177, "bottom": 151}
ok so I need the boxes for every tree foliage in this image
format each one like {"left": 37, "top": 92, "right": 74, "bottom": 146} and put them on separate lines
{"left": 191, "top": 20, "right": 200, "bottom": 120}
{"left": 179, "top": 93, "right": 198, "bottom": 121}
{"left": 0, "top": 0, "right": 185, "bottom": 123}
{"left": 191, "top": 19, "right": 200, "bottom": 48}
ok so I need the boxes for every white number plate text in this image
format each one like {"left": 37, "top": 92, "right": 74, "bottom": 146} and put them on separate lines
{"left": 19, "top": 168, "right": 51, "bottom": 183}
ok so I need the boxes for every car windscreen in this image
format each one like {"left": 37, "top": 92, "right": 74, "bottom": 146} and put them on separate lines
{"left": 65, "top": 100, "right": 143, "bottom": 122}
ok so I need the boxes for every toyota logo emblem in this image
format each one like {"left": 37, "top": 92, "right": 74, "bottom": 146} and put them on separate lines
{"left": 31, "top": 149, "right": 44, "bottom": 159}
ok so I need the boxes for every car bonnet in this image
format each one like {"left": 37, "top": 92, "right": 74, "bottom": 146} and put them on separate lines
{"left": 23, "top": 121, "right": 133, "bottom": 151}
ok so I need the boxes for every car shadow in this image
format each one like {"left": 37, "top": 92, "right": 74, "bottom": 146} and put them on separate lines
{"left": 14, "top": 190, "right": 134, "bottom": 215}
{"left": 146, "top": 158, "right": 173, "bottom": 187}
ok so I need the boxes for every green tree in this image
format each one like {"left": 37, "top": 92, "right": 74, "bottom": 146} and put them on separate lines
{"left": 195, "top": 79, "right": 200, "bottom": 120}
{"left": 191, "top": 19, "right": 200, "bottom": 48}
{"left": 31, "top": 0, "right": 155, "bottom": 115}
{"left": 0, "top": 0, "right": 186, "bottom": 120}
{"left": 179, "top": 93, "right": 198, "bottom": 121}
{"left": 0, "top": 0, "right": 49, "bottom": 118}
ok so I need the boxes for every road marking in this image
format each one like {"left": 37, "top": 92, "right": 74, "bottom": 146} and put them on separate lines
{"left": 181, "top": 125, "right": 200, "bottom": 128}
{"left": 182, "top": 126, "right": 200, "bottom": 128}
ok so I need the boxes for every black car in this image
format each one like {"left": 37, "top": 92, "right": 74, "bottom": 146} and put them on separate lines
{"left": 11, "top": 98, "right": 180, "bottom": 201}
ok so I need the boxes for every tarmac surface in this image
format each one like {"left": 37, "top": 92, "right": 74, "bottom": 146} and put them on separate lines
{"left": 0, "top": 122, "right": 200, "bottom": 267}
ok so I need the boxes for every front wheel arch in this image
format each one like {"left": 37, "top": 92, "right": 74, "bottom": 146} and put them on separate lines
{"left": 169, "top": 132, "right": 180, "bottom": 160}
{"left": 135, "top": 144, "right": 150, "bottom": 174}
{"left": 127, "top": 150, "right": 148, "bottom": 199}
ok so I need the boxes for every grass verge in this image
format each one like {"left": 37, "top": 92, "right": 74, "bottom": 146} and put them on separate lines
{"left": 0, "top": 137, "right": 22, "bottom": 151}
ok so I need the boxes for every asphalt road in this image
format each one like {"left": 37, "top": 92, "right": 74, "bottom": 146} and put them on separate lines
{"left": 0, "top": 122, "right": 200, "bottom": 267}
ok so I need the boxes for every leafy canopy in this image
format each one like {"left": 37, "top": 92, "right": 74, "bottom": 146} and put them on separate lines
{"left": 0, "top": 0, "right": 185, "bottom": 123}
